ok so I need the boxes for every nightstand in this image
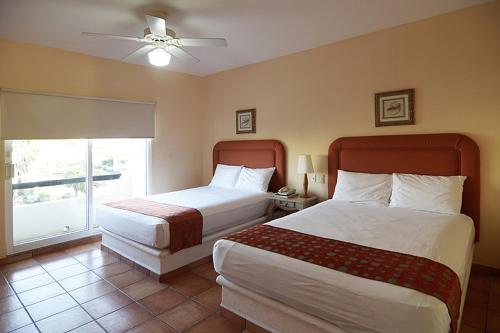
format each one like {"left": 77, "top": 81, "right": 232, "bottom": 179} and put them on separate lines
{"left": 267, "top": 195, "right": 319, "bottom": 220}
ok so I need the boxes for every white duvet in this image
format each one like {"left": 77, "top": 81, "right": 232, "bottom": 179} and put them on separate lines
{"left": 96, "top": 186, "right": 269, "bottom": 249}
{"left": 213, "top": 200, "right": 475, "bottom": 333}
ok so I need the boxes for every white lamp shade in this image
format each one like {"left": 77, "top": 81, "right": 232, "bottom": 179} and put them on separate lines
{"left": 297, "top": 154, "right": 314, "bottom": 173}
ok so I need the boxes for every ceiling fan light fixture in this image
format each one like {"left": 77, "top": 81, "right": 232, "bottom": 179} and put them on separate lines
{"left": 147, "top": 47, "right": 171, "bottom": 66}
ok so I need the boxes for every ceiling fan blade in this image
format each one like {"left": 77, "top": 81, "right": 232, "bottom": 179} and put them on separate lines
{"left": 82, "top": 32, "right": 147, "bottom": 43}
{"left": 122, "top": 45, "right": 155, "bottom": 61}
{"left": 167, "top": 45, "right": 200, "bottom": 63}
{"left": 177, "top": 38, "right": 227, "bottom": 47}
{"left": 145, "top": 14, "right": 166, "bottom": 37}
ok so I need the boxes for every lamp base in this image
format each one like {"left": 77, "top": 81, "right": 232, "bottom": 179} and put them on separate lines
{"left": 299, "top": 194, "right": 311, "bottom": 198}
{"left": 301, "top": 173, "right": 309, "bottom": 198}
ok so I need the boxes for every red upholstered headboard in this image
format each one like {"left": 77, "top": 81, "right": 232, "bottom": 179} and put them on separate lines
{"left": 328, "top": 134, "right": 480, "bottom": 241}
{"left": 213, "top": 140, "right": 286, "bottom": 193}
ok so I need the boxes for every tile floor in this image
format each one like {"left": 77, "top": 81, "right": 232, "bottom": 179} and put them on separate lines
{"left": 0, "top": 242, "right": 240, "bottom": 333}
{"left": 0, "top": 241, "right": 499, "bottom": 333}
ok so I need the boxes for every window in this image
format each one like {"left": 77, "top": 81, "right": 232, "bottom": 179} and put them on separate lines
{"left": 5, "top": 139, "right": 149, "bottom": 252}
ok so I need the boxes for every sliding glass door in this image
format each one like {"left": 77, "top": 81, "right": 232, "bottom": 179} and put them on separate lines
{"left": 4, "top": 139, "right": 149, "bottom": 253}
{"left": 91, "top": 139, "right": 148, "bottom": 227}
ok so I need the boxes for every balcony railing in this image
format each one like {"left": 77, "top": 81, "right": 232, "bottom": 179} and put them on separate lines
{"left": 13, "top": 174, "right": 122, "bottom": 190}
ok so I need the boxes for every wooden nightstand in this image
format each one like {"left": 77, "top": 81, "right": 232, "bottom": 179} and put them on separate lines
{"left": 267, "top": 195, "right": 318, "bottom": 220}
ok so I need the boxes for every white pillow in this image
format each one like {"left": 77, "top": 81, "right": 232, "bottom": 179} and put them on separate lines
{"left": 209, "top": 164, "right": 242, "bottom": 188}
{"left": 234, "top": 167, "right": 275, "bottom": 192}
{"left": 389, "top": 173, "right": 466, "bottom": 214}
{"left": 332, "top": 170, "right": 392, "bottom": 206}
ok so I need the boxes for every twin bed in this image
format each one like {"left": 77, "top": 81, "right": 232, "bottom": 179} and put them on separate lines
{"left": 97, "top": 140, "right": 286, "bottom": 278}
{"left": 97, "top": 134, "right": 479, "bottom": 333}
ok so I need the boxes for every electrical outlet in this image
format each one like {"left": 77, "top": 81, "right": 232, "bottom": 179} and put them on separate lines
{"left": 312, "top": 173, "right": 325, "bottom": 184}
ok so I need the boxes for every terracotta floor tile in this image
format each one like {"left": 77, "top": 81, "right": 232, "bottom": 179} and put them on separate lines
{"left": 158, "top": 300, "right": 211, "bottom": 332}
{"left": 82, "top": 290, "right": 132, "bottom": 319}
{"left": 97, "top": 303, "right": 152, "bottom": 333}
{"left": 36, "top": 306, "right": 92, "bottom": 333}
{"left": 59, "top": 271, "right": 102, "bottom": 291}
{"left": 492, "top": 277, "right": 500, "bottom": 294}
{"left": 0, "top": 259, "right": 38, "bottom": 273}
{"left": 107, "top": 269, "right": 146, "bottom": 289}
{"left": 17, "top": 282, "right": 66, "bottom": 306}
{"left": 490, "top": 293, "right": 500, "bottom": 312}
{"left": 465, "top": 288, "right": 489, "bottom": 309}
{"left": 35, "top": 251, "right": 71, "bottom": 264}
{"left": 190, "top": 262, "right": 214, "bottom": 275}
{"left": 220, "top": 307, "right": 245, "bottom": 329}
{"left": 167, "top": 273, "right": 215, "bottom": 297}
{"left": 469, "top": 273, "right": 493, "bottom": 293}
{"left": 197, "top": 269, "right": 218, "bottom": 283}
{"left": 462, "top": 304, "right": 487, "bottom": 330}
{"left": 0, "top": 275, "right": 7, "bottom": 285}
{"left": 0, "top": 308, "right": 32, "bottom": 332}
{"left": 193, "top": 285, "right": 222, "bottom": 311}
{"left": 50, "top": 262, "right": 89, "bottom": 281}
{"left": 40, "top": 256, "right": 79, "bottom": 271}
{"left": 64, "top": 242, "right": 101, "bottom": 256}
{"left": 70, "top": 280, "right": 116, "bottom": 303}
{"left": 4, "top": 264, "right": 46, "bottom": 283}
{"left": 80, "top": 255, "right": 120, "bottom": 270}
{"left": 122, "top": 278, "right": 167, "bottom": 301}
{"left": 127, "top": 318, "right": 176, "bottom": 333}
{"left": 185, "top": 314, "right": 242, "bottom": 333}
{"left": 11, "top": 323, "right": 39, "bottom": 333}
{"left": 488, "top": 310, "right": 500, "bottom": 333}
{"left": 0, "top": 295, "right": 23, "bottom": 314}
{"left": 138, "top": 288, "right": 187, "bottom": 315}
{"left": 73, "top": 249, "right": 108, "bottom": 262}
{"left": 10, "top": 273, "right": 55, "bottom": 293}
{"left": 93, "top": 262, "right": 131, "bottom": 278}
{"left": 459, "top": 325, "right": 482, "bottom": 333}
{"left": 0, "top": 283, "right": 14, "bottom": 299}
{"left": 68, "top": 321, "right": 106, "bottom": 333}
{"left": 26, "top": 293, "right": 78, "bottom": 321}
{"left": 246, "top": 321, "right": 271, "bottom": 333}
{"left": 191, "top": 262, "right": 218, "bottom": 283}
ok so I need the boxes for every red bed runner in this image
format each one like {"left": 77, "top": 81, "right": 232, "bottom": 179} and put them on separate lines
{"left": 225, "top": 224, "right": 462, "bottom": 333}
{"left": 105, "top": 198, "right": 203, "bottom": 253}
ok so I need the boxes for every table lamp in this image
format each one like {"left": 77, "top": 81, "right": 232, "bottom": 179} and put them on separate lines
{"left": 297, "top": 154, "right": 314, "bottom": 198}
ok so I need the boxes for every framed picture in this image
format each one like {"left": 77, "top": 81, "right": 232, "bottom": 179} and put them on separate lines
{"left": 374, "top": 89, "right": 415, "bottom": 127}
{"left": 236, "top": 109, "right": 256, "bottom": 134}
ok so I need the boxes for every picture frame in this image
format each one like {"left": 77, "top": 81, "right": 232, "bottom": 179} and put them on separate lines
{"left": 236, "top": 109, "right": 256, "bottom": 134}
{"left": 374, "top": 89, "right": 415, "bottom": 127}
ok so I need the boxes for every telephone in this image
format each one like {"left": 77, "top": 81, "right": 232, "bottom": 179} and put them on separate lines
{"left": 277, "top": 187, "right": 296, "bottom": 196}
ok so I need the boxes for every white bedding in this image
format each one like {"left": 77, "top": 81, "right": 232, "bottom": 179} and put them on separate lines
{"left": 96, "top": 186, "right": 269, "bottom": 249}
{"left": 213, "top": 200, "right": 475, "bottom": 333}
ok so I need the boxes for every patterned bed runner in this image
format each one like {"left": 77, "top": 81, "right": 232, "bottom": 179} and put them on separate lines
{"left": 106, "top": 198, "right": 203, "bottom": 253}
{"left": 225, "top": 224, "right": 461, "bottom": 333}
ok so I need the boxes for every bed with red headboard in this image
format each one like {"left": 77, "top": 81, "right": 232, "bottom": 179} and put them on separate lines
{"left": 328, "top": 133, "right": 480, "bottom": 240}
{"left": 214, "top": 133, "right": 479, "bottom": 333}
{"left": 213, "top": 139, "right": 286, "bottom": 192}
{"left": 100, "top": 139, "right": 286, "bottom": 279}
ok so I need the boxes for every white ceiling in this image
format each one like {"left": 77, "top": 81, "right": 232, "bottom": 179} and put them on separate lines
{"left": 0, "top": 0, "right": 490, "bottom": 76}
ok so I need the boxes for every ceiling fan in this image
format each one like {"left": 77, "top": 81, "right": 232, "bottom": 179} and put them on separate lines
{"left": 82, "top": 13, "right": 227, "bottom": 67}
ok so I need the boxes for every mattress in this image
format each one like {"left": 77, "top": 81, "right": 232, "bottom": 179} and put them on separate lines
{"left": 213, "top": 200, "right": 475, "bottom": 333}
{"left": 96, "top": 186, "right": 269, "bottom": 249}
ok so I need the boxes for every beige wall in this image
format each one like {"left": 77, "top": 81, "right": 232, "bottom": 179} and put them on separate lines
{"left": 202, "top": 2, "right": 500, "bottom": 267}
{"left": 0, "top": 39, "right": 204, "bottom": 258}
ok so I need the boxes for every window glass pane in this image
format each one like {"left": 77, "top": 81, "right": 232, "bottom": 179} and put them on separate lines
{"left": 12, "top": 140, "right": 87, "bottom": 244}
{"left": 92, "top": 139, "right": 147, "bottom": 226}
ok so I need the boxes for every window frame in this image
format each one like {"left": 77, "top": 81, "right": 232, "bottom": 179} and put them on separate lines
{"left": 4, "top": 138, "right": 150, "bottom": 255}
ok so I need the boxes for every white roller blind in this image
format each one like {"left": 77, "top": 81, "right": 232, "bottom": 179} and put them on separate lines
{"left": 0, "top": 89, "right": 156, "bottom": 139}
